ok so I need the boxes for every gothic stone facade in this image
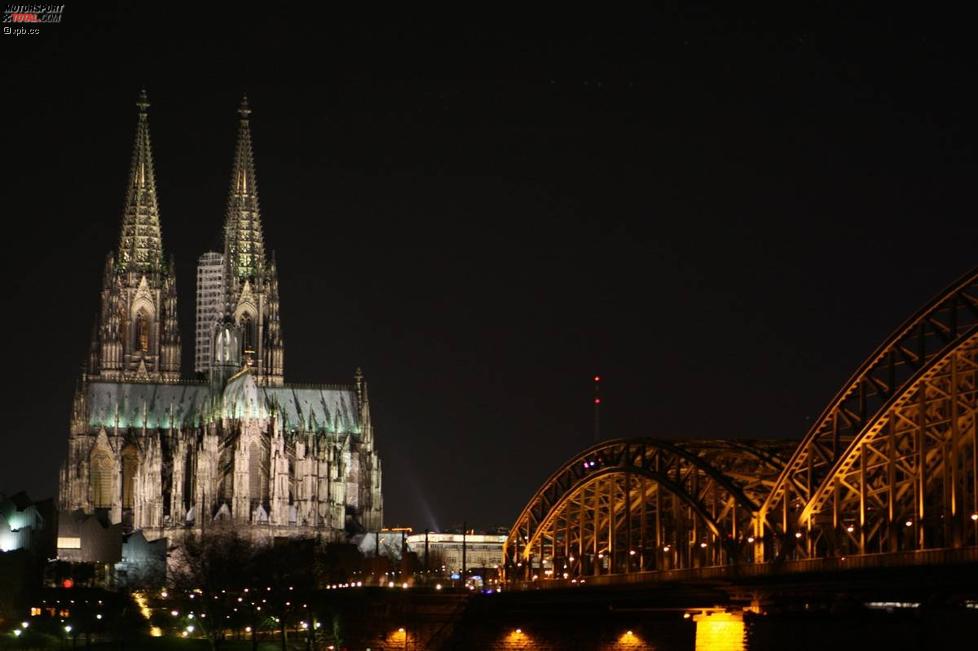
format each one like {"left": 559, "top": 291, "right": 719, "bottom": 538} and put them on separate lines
{"left": 58, "top": 92, "right": 383, "bottom": 548}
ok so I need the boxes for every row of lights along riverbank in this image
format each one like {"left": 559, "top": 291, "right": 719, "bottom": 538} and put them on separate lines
{"left": 506, "top": 627, "right": 643, "bottom": 645}
{"left": 10, "top": 581, "right": 480, "bottom": 642}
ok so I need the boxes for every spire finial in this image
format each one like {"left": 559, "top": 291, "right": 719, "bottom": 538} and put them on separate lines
{"left": 118, "top": 88, "right": 163, "bottom": 272}
{"left": 224, "top": 92, "right": 265, "bottom": 280}
{"left": 238, "top": 94, "right": 251, "bottom": 119}
{"left": 354, "top": 367, "right": 365, "bottom": 404}
{"left": 136, "top": 88, "right": 150, "bottom": 114}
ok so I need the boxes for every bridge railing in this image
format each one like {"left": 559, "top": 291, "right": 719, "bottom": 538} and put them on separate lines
{"left": 506, "top": 546, "right": 978, "bottom": 590}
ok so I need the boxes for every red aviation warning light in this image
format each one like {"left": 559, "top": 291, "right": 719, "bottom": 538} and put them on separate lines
{"left": 593, "top": 374, "right": 602, "bottom": 442}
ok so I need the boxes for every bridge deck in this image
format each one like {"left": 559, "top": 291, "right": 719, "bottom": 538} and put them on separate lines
{"left": 508, "top": 546, "right": 978, "bottom": 590}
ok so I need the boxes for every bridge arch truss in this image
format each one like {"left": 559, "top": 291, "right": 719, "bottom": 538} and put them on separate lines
{"left": 792, "top": 331, "right": 978, "bottom": 558}
{"left": 505, "top": 266, "right": 978, "bottom": 584}
{"left": 758, "top": 266, "right": 978, "bottom": 560}
{"left": 502, "top": 439, "right": 788, "bottom": 581}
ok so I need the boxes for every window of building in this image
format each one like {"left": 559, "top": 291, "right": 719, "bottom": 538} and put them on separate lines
{"left": 91, "top": 451, "right": 113, "bottom": 508}
{"left": 135, "top": 312, "right": 150, "bottom": 352}
{"left": 121, "top": 444, "right": 138, "bottom": 509}
{"left": 240, "top": 312, "right": 256, "bottom": 354}
{"left": 249, "top": 441, "right": 268, "bottom": 502}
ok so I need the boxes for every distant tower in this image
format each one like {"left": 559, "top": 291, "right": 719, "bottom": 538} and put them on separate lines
{"left": 194, "top": 251, "right": 225, "bottom": 375}
{"left": 88, "top": 89, "right": 181, "bottom": 382}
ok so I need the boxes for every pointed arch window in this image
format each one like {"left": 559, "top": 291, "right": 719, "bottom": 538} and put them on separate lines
{"left": 91, "top": 450, "right": 114, "bottom": 508}
{"left": 183, "top": 448, "right": 195, "bottom": 512}
{"left": 240, "top": 313, "right": 256, "bottom": 355}
{"left": 135, "top": 312, "right": 150, "bottom": 352}
{"left": 121, "top": 444, "right": 139, "bottom": 509}
{"left": 248, "top": 440, "right": 268, "bottom": 508}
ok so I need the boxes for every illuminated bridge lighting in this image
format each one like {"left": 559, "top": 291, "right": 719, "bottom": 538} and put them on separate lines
{"left": 501, "top": 266, "right": 978, "bottom": 585}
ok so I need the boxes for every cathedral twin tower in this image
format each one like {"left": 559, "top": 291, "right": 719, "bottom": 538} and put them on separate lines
{"left": 89, "top": 91, "right": 282, "bottom": 386}
{"left": 59, "top": 91, "right": 383, "bottom": 544}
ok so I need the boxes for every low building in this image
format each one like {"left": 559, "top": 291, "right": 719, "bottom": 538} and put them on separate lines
{"left": 116, "top": 530, "right": 167, "bottom": 587}
{"left": 0, "top": 493, "right": 55, "bottom": 621}
{"left": 56, "top": 510, "right": 124, "bottom": 565}
{"left": 357, "top": 529, "right": 411, "bottom": 560}
{"left": 55, "top": 510, "right": 128, "bottom": 588}
{"left": 406, "top": 532, "right": 506, "bottom": 574}
{"left": 0, "top": 492, "right": 53, "bottom": 555}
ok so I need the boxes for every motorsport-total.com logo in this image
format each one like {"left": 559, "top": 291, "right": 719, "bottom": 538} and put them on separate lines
{"left": 3, "top": 3, "right": 63, "bottom": 36}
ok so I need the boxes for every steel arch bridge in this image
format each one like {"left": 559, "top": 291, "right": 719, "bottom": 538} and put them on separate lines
{"left": 504, "top": 266, "right": 978, "bottom": 583}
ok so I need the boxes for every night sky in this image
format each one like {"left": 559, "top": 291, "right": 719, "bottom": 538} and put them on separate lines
{"left": 2, "top": 5, "right": 977, "bottom": 531}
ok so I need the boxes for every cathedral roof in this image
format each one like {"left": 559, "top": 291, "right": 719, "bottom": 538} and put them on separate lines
{"left": 222, "top": 370, "right": 359, "bottom": 431}
{"left": 265, "top": 385, "right": 359, "bottom": 433}
{"left": 117, "top": 89, "right": 164, "bottom": 273}
{"left": 83, "top": 379, "right": 360, "bottom": 435}
{"left": 223, "top": 369, "right": 262, "bottom": 418}
{"left": 85, "top": 381, "right": 211, "bottom": 428}
{"left": 224, "top": 95, "right": 266, "bottom": 280}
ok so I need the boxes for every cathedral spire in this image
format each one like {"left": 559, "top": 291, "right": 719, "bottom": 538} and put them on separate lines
{"left": 224, "top": 94, "right": 266, "bottom": 280}
{"left": 117, "top": 89, "right": 164, "bottom": 272}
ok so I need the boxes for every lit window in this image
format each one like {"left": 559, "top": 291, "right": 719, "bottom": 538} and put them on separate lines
{"left": 121, "top": 445, "right": 139, "bottom": 509}
{"left": 90, "top": 450, "right": 113, "bottom": 508}
{"left": 135, "top": 312, "right": 150, "bottom": 352}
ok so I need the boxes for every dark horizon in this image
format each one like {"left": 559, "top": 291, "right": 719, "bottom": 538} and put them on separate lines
{"left": 2, "top": 5, "right": 978, "bottom": 531}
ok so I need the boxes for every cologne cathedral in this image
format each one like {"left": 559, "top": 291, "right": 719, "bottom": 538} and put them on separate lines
{"left": 58, "top": 92, "right": 383, "bottom": 545}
